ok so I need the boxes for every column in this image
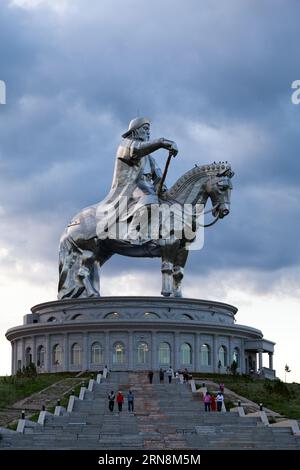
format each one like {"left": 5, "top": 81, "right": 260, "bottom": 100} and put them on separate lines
{"left": 195, "top": 334, "right": 200, "bottom": 372}
{"left": 82, "top": 333, "right": 88, "bottom": 371}
{"left": 213, "top": 335, "right": 218, "bottom": 373}
{"left": 14, "top": 341, "right": 19, "bottom": 374}
{"left": 268, "top": 352, "right": 273, "bottom": 370}
{"left": 13, "top": 341, "right": 18, "bottom": 375}
{"left": 240, "top": 342, "right": 245, "bottom": 374}
{"left": 32, "top": 336, "right": 37, "bottom": 365}
{"left": 228, "top": 336, "right": 233, "bottom": 368}
{"left": 45, "top": 334, "right": 51, "bottom": 372}
{"left": 105, "top": 331, "right": 110, "bottom": 369}
{"left": 174, "top": 332, "right": 180, "bottom": 371}
{"left": 21, "top": 338, "right": 25, "bottom": 369}
{"left": 11, "top": 342, "right": 15, "bottom": 375}
{"left": 258, "top": 349, "right": 263, "bottom": 371}
{"left": 151, "top": 331, "right": 157, "bottom": 369}
{"left": 64, "top": 334, "right": 69, "bottom": 371}
{"left": 128, "top": 331, "right": 133, "bottom": 370}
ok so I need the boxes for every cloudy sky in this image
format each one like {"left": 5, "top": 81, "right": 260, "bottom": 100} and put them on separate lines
{"left": 0, "top": 0, "right": 299, "bottom": 381}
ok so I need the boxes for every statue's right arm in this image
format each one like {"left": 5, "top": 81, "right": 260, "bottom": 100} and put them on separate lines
{"left": 130, "top": 138, "right": 178, "bottom": 159}
{"left": 117, "top": 139, "right": 178, "bottom": 165}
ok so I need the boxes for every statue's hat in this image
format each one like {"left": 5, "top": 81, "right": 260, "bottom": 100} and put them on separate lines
{"left": 122, "top": 117, "right": 150, "bottom": 138}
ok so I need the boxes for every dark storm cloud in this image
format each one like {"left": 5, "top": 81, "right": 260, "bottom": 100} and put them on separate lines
{"left": 0, "top": 0, "right": 300, "bottom": 278}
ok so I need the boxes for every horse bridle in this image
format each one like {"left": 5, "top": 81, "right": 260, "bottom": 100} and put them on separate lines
{"left": 197, "top": 203, "right": 220, "bottom": 228}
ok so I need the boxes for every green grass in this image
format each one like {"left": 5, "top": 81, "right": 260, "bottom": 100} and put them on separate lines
{"left": 61, "top": 382, "right": 83, "bottom": 409}
{"left": 192, "top": 373, "right": 300, "bottom": 419}
{"left": 0, "top": 373, "right": 76, "bottom": 409}
{"left": 6, "top": 422, "right": 18, "bottom": 431}
{"left": 28, "top": 412, "right": 40, "bottom": 423}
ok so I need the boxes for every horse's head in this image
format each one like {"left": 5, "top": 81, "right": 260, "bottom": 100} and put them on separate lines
{"left": 205, "top": 164, "right": 234, "bottom": 219}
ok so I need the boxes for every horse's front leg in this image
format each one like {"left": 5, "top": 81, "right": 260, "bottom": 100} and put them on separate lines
{"left": 173, "top": 244, "right": 189, "bottom": 298}
{"left": 160, "top": 239, "right": 180, "bottom": 297}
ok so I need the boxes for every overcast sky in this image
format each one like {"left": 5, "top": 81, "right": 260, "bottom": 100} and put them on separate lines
{"left": 0, "top": 0, "right": 299, "bottom": 382}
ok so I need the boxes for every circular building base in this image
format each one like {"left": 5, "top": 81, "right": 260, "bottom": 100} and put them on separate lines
{"left": 6, "top": 297, "right": 275, "bottom": 376}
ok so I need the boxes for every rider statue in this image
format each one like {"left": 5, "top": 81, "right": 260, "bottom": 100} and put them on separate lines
{"left": 96, "top": 116, "right": 178, "bottom": 243}
{"left": 58, "top": 116, "right": 233, "bottom": 300}
{"left": 58, "top": 117, "right": 179, "bottom": 299}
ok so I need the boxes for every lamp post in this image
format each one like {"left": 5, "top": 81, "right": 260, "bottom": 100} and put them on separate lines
{"left": 284, "top": 364, "right": 291, "bottom": 383}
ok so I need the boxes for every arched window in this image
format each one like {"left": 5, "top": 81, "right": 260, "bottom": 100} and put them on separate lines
{"left": 37, "top": 345, "right": 45, "bottom": 367}
{"left": 201, "top": 344, "right": 211, "bottom": 366}
{"left": 47, "top": 317, "right": 57, "bottom": 322}
{"left": 137, "top": 342, "right": 149, "bottom": 364}
{"left": 71, "top": 343, "right": 82, "bottom": 366}
{"left": 71, "top": 314, "right": 83, "bottom": 321}
{"left": 218, "top": 345, "right": 227, "bottom": 367}
{"left": 182, "top": 314, "right": 193, "bottom": 320}
{"left": 233, "top": 347, "right": 240, "bottom": 367}
{"left": 25, "top": 347, "right": 32, "bottom": 366}
{"left": 158, "top": 342, "right": 170, "bottom": 365}
{"left": 104, "top": 312, "right": 120, "bottom": 319}
{"left": 113, "top": 343, "right": 125, "bottom": 364}
{"left": 144, "top": 312, "right": 160, "bottom": 319}
{"left": 180, "top": 343, "right": 192, "bottom": 364}
{"left": 52, "top": 344, "right": 63, "bottom": 366}
{"left": 91, "top": 342, "right": 104, "bottom": 364}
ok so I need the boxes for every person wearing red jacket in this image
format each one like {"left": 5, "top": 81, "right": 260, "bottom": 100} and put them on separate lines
{"left": 211, "top": 394, "right": 217, "bottom": 412}
{"left": 116, "top": 390, "right": 124, "bottom": 412}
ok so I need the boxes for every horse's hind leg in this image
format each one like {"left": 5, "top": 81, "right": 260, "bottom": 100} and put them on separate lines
{"left": 76, "top": 235, "right": 118, "bottom": 297}
{"left": 77, "top": 250, "right": 100, "bottom": 297}
{"left": 58, "top": 237, "right": 83, "bottom": 299}
{"left": 160, "top": 239, "right": 180, "bottom": 297}
{"left": 58, "top": 233, "right": 101, "bottom": 299}
{"left": 161, "top": 260, "right": 173, "bottom": 297}
{"left": 173, "top": 244, "right": 189, "bottom": 298}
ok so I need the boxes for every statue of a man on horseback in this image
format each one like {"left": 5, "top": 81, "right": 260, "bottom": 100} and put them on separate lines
{"left": 58, "top": 117, "right": 234, "bottom": 300}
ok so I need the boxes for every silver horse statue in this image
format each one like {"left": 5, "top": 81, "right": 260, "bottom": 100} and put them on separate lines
{"left": 58, "top": 117, "right": 234, "bottom": 299}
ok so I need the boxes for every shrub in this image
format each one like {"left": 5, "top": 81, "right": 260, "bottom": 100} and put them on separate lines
{"left": 263, "top": 380, "right": 273, "bottom": 393}
{"left": 17, "top": 363, "right": 38, "bottom": 378}
{"left": 230, "top": 360, "right": 238, "bottom": 376}
{"left": 273, "top": 379, "right": 290, "bottom": 397}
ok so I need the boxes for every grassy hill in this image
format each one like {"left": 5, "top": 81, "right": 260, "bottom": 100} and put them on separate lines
{"left": 0, "top": 372, "right": 80, "bottom": 409}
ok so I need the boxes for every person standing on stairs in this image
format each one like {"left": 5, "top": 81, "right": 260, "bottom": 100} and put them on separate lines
{"left": 127, "top": 390, "right": 134, "bottom": 413}
{"left": 148, "top": 370, "right": 154, "bottom": 384}
{"left": 116, "top": 390, "right": 124, "bottom": 412}
{"left": 166, "top": 366, "right": 173, "bottom": 383}
{"left": 216, "top": 392, "right": 224, "bottom": 412}
{"left": 211, "top": 393, "right": 217, "bottom": 412}
{"left": 159, "top": 368, "right": 165, "bottom": 383}
{"left": 203, "top": 391, "right": 211, "bottom": 412}
{"left": 108, "top": 390, "right": 115, "bottom": 412}
{"left": 103, "top": 365, "right": 108, "bottom": 378}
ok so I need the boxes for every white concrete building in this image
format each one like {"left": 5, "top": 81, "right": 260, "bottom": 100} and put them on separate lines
{"left": 6, "top": 297, "right": 275, "bottom": 378}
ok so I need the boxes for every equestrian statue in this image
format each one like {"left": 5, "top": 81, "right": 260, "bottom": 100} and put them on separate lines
{"left": 58, "top": 117, "right": 234, "bottom": 299}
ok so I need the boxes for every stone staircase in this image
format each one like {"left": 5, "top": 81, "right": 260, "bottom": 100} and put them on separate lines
{"left": 1, "top": 371, "right": 300, "bottom": 450}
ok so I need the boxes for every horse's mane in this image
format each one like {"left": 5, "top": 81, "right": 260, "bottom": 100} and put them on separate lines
{"left": 166, "top": 162, "right": 232, "bottom": 204}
